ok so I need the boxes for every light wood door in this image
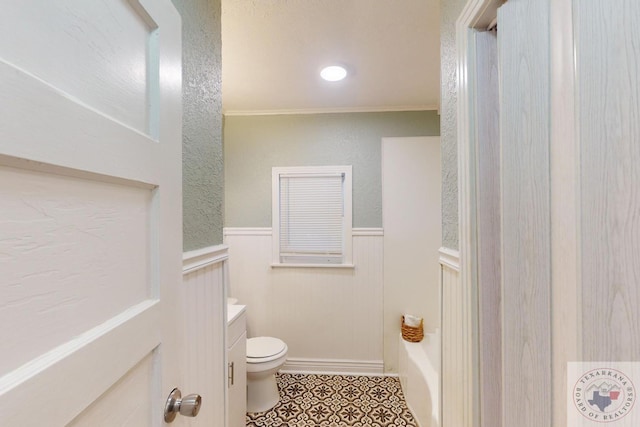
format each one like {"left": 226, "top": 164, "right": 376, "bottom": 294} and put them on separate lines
{"left": 0, "top": 1, "right": 186, "bottom": 425}
{"left": 498, "top": 1, "right": 552, "bottom": 425}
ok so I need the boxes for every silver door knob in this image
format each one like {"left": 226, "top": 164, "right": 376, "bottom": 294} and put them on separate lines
{"left": 164, "top": 388, "right": 202, "bottom": 422}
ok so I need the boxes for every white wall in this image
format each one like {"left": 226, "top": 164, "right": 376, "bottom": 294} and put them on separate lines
{"left": 382, "top": 136, "right": 442, "bottom": 373}
{"left": 224, "top": 228, "right": 384, "bottom": 374}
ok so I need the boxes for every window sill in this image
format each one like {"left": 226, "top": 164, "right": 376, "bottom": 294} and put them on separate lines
{"left": 270, "top": 263, "right": 355, "bottom": 269}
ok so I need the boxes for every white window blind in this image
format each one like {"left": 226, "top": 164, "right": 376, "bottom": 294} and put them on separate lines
{"left": 272, "top": 166, "right": 353, "bottom": 267}
{"left": 279, "top": 173, "right": 344, "bottom": 263}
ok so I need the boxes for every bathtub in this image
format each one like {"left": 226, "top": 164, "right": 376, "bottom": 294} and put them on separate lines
{"left": 398, "top": 331, "right": 440, "bottom": 427}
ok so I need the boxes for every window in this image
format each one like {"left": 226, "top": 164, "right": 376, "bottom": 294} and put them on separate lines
{"left": 272, "top": 166, "right": 353, "bottom": 267}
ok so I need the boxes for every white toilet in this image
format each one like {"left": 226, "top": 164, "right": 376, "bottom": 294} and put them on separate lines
{"left": 246, "top": 336, "right": 288, "bottom": 413}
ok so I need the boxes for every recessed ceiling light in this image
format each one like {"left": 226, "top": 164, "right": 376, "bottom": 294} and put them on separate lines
{"left": 320, "top": 65, "right": 347, "bottom": 82}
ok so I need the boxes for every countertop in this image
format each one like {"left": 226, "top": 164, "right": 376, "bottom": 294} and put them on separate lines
{"left": 227, "top": 304, "right": 246, "bottom": 324}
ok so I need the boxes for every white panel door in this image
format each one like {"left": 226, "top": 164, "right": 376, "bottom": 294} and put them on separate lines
{"left": 0, "top": 1, "right": 187, "bottom": 425}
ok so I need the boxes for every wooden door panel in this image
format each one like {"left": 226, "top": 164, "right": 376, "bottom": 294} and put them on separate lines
{"left": 1, "top": 165, "right": 153, "bottom": 375}
{"left": 67, "top": 353, "right": 157, "bottom": 427}
{"left": 575, "top": 0, "right": 640, "bottom": 361}
{"left": 0, "top": 301, "right": 161, "bottom": 425}
{"left": 0, "top": 59, "right": 162, "bottom": 184}
{"left": 0, "top": 0, "right": 156, "bottom": 134}
{"left": 498, "top": 1, "right": 552, "bottom": 425}
{"left": 0, "top": 0, "right": 182, "bottom": 425}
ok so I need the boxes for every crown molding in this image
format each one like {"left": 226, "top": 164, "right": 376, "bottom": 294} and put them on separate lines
{"left": 223, "top": 105, "right": 440, "bottom": 117}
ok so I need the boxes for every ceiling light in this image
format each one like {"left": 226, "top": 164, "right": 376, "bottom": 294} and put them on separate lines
{"left": 320, "top": 65, "right": 347, "bottom": 82}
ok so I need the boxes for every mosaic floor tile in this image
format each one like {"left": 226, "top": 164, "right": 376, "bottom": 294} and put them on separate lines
{"left": 246, "top": 373, "right": 417, "bottom": 427}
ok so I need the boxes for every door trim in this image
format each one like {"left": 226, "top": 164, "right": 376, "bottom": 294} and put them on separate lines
{"left": 549, "top": 1, "right": 580, "bottom": 425}
{"left": 456, "top": 1, "right": 503, "bottom": 426}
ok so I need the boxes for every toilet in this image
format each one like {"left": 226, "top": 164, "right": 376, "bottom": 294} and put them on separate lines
{"left": 246, "top": 336, "right": 288, "bottom": 413}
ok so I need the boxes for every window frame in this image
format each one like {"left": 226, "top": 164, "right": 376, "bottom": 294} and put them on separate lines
{"left": 271, "top": 165, "right": 353, "bottom": 268}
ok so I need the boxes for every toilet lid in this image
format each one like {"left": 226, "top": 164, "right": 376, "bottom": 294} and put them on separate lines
{"left": 246, "top": 337, "right": 287, "bottom": 362}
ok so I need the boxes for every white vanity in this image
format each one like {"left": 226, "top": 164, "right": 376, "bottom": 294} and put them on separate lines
{"left": 227, "top": 304, "right": 247, "bottom": 427}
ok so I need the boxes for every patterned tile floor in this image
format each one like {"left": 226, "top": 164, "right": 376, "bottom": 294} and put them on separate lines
{"left": 246, "top": 373, "right": 418, "bottom": 427}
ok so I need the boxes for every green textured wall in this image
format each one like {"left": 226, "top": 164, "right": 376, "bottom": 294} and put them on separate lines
{"left": 171, "top": 0, "right": 224, "bottom": 251}
{"left": 440, "top": 0, "right": 466, "bottom": 250}
{"left": 224, "top": 111, "right": 440, "bottom": 228}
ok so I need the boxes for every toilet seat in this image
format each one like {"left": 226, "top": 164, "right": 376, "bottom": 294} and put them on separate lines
{"left": 247, "top": 337, "right": 287, "bottom": 363}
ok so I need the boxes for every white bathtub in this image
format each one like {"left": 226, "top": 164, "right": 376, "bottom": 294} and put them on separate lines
{"left": 398, "top": 331, "right": 440, "bottom": 427}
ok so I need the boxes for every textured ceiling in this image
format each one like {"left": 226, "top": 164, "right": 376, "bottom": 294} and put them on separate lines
{"left": 221, "top": 0, "right": 441, "bottom": 114}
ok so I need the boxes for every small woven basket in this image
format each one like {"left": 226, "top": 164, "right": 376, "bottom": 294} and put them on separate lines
{"left": 401, "top": 316, "right": 424, "bottom": 342}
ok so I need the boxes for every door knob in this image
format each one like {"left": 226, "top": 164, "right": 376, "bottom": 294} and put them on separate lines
{"left": 164, "top": 388, "right": 202, "bottom": 422}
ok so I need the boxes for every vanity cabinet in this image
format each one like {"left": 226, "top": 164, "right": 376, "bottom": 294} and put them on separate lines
{"left": 227, "top": 305, "right": 246, "bottom": 427}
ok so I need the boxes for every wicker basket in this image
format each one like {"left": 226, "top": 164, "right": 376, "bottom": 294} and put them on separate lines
{"left": 401, "top": 316, "right": 424, "bottom": 342}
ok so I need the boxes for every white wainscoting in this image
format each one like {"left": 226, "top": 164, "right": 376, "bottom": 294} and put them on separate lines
{"left": 224, "top": 228, "right": 384, "bottom": 375}
{"left": 440, "top": 247, "right": 468, "bottom": 427}
{"left": 182, "top": 245, "right": 228, "bottom": 427}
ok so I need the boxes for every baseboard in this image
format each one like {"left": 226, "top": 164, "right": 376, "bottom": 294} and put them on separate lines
{"left": 281, "top": 358, "right": 384, "bottom": 376}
